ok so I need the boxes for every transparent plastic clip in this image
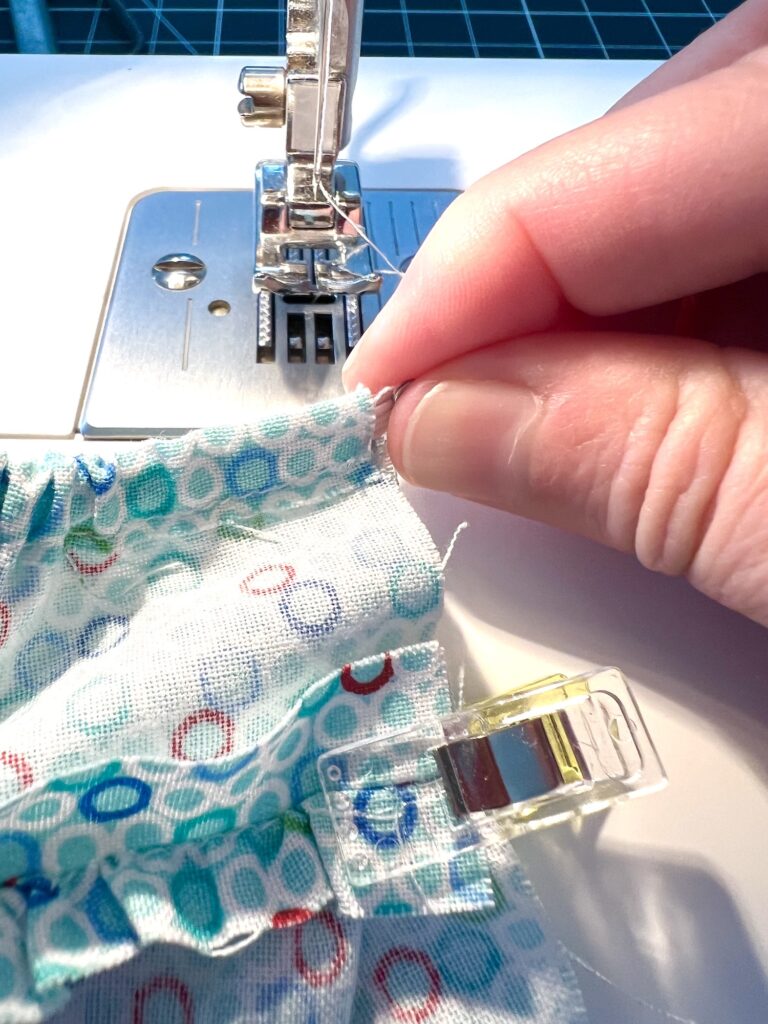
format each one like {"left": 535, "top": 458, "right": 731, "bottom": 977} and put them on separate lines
{"left": 318, "top": 667, "right": 666, "bottom": 887}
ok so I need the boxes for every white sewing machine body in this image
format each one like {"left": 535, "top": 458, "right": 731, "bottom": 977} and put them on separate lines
{"left": 2, "top": 53, "right": 768, "bottom": 1024}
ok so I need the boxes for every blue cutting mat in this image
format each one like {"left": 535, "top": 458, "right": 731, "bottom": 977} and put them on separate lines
{"left": 0, "top": 0, "right": 742, "bottom": 58}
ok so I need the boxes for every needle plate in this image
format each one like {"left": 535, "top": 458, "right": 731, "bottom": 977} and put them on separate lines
{"left": 81, "top": 188, "right": 458, "bottom": 439}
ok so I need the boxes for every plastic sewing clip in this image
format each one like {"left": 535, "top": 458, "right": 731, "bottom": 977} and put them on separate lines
{"left": 318, "top": 667, "right": 666, "bottom": 887}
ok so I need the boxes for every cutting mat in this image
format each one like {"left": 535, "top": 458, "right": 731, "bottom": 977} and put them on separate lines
{"left": 0, "top": 0, "right": 743, "bottom": 58}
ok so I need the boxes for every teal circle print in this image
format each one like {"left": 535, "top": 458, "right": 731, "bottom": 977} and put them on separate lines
{"left": 50, "top": 915, "right": 89, "bottom": 952}
{"left": 56, "top": 834, "right": 97, "bottom": 873}
{"left": 172, "top": 807, "right": 237, "bottom": 844}
{"left": 389, "top": 562, "right": 440, "bottom": 619}
{"left": 508, "top": 917, "right": 545, "bottom": 950}
{"left": 333, "top": 437, "right": 362, "bottom": 463}
{"left": 170, "top": 862, "right": 223, "bottom": 940}
{"left": 435, "top": 926, "right": 502, "bottom": 993}
{"left": 0, "top": 956, "right": 14, "bottom": 999}
{"left": 231, "top": 866, "right": 266, "bottom": 910}
{"left": 125, "top": 464, "right": 177, "bottom": 519}
{"left": 280, "top": 847, "right": 317, "bottom": 897}
{"left": 0, "top": 831, "right": 41, "bottom": 879}
{"left": 321, "top": 703, "right": 357, "bottom": 740}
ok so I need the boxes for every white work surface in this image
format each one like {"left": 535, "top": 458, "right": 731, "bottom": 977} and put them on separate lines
{"left": 2, "top": 55, "right": 767, "bottom": 1023}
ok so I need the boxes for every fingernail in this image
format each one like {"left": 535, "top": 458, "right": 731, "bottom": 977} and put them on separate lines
{"left": 393, "top": 379, "right": 414, "bottom": 402}
{"left": 395, "top": 380, "right": 539, "bottom": 502}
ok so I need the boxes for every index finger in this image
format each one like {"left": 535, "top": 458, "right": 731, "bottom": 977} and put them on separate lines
{"left": 343, "top": 46, "right": 768, "bottom": 394}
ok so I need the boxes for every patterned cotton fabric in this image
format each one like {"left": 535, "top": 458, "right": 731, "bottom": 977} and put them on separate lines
{"left": 0, "top": 391, "right": 587, "bottom": 1023}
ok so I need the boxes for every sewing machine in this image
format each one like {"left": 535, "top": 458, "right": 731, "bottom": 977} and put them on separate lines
{"left": 79, "top": 0, "right": 458, "bottom": 438}
{"left": 1, "top": 20, "right": 767, "bottom": 1024}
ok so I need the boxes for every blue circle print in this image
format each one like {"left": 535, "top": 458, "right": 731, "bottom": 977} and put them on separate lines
{"left": 289, "top": 747, "right": 326, "bottom": 806}
{"left": 78, "top": 776, "right": 152, "bottom": 823}
{"left": 201, "top": 655, "right": 261, "bottom": 713}
{"left": 17, "top": 876, "right": 59, "bottom": 909}
{"left": 279, "top": 579, "right": 342, "bottom": 638}
{"left": 76, "top": 615, "right": 129, "bottom": 659}
{"left": 193, "top": 749, "right": 258, "bottom": 783}
{"left": 224, "top": 448, "right": 279, "bottom": 498}
{"left": 353, "top": 785, "right": 418, "bottom": 849}
{"left": 6, "top": 563, "right": 40, "bottom": 603}
{"left": 75, "top": 455, "right": 117, "bottom": 496}
{"left": 14, "top": 630, "right": 71, "bottom": 697}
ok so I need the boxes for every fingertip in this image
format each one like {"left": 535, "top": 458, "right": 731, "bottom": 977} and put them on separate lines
{"left": 342, "top": 314, "right": 396, "bottom": 393}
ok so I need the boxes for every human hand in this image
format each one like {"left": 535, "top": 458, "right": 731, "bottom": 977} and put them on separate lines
{"left": 343, "top": 0, "right": 768, "bottom": 629}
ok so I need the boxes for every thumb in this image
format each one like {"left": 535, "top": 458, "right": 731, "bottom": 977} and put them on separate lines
{"left": 387, "top": 333, "right": 768, "bottom": 628}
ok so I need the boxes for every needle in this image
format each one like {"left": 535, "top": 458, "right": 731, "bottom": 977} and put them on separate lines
{"left": 313, "top": 0, "right": 335, "bottom": 195}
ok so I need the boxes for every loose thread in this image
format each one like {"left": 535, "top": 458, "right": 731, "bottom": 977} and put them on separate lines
{"left": 63, "top": 549, "right": 86, "bottom": 582}
{"left": 220, "top": 522, "right": 280, "bottom": 544}
{"left": 210, "top": 931, "right": 263, "bottom": 958}
{"left": 455, "top": 660, "right": 466, "bottom": 711}
{"left": 316, "top": 178, "right": 405, "bottom": 281}
{"left": 373, "top": 386, "right": 396, "bottom": 437}
{"left": 310, "top": 0, "right": 406, "bottom": 282}
{"left": 373, "top": 385, "right": 397, "bottom": 404}
{"left": 441, "top": 521, "right": 469, "bottom": 571}
{"left": 565, "top": 947, "right": 703, "bottom": 1024}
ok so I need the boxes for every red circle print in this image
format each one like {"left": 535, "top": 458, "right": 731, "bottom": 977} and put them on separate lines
{"left": 340, "top": 655, "right": 394, "bottom": 695}
{"left": 0, "top": 752, "right": 33, "bottom": 791}
{"left": 294, "top": 910, "right": 347, "bottom": 987}
{"left": 0, "top": 603, "right": 9, "bottom": 649}
{"left": 171, "top": 709, "right": 234, "bottom": 760}
{"left": 133, "top": 976, "right": 193, "bottom": 1024}
{"left": 271, "top": 907, "right": 314, "bottom": 929}
{"left": 240, "top": 564, "right": 297, "bottom": 595}
{"left": 373, "top": 947, "right": 441, "bottom": 1022}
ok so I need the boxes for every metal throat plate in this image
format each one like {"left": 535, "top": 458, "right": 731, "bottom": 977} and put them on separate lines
{"left": 81, "top": 188, "right": 458, "bottom": 439}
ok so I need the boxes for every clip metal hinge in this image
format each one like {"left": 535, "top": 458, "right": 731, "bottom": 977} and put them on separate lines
{"left": 433, "top": 690, "right": 585, "bottom": 818}
{"left": 319, "top": 667, "right": 666, "bottom": 887}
